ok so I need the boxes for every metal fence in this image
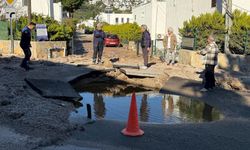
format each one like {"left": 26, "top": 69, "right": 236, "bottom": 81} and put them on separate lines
{"left": 0, "top": 21, "right": 9, "bottom": 40}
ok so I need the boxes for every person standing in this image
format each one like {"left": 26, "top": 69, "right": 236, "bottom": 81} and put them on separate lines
{"left": 93, "top": 23, "right": 106, "bottom": 64}
{"left": 163, "top": 27, "right": 177, "bottom": 65}
{"left": 140, "top": 25, "right": 151, "bottom": 69}
{"left": 198, "top": 35, "right": 219, "bottom": 92}
{"left": 20, "top": 22, "right": 36, "bottom": 71}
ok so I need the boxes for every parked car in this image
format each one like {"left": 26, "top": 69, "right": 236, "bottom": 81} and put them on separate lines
{"left": 104, "top": 34, "right": 120, "bottom": 47}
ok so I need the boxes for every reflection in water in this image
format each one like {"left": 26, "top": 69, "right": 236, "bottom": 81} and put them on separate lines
{"left": 140, "top": 94, "right": 149, "bottom": 122}
{"left": 93, "top": 93, "right": 106, "bottom": 119}
{"left": 202, "top": 104, "right": 213, "bottom": 121}
{"left": 70, "top": 92, "right": 223, "bottom": 124}
{"left": 177, "top": 96, "right": 221, "bottom": 122}
{"left": 162, "top": 95, "right": 174, "bottom": 118}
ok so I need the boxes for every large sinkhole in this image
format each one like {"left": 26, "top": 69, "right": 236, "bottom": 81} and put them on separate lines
{"left": 70, "top": 72, "right": 224, "bottom": 124}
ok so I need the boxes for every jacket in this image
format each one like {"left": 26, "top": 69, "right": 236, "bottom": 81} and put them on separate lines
{"left": 163, "top": 33, "right": 177, "bottom": 52}
{"left": 20, "top": 26, "right": 31, "bottom": 49}
{"left": 141, "top": 31, "right": 151, "bottom": 48}
{"left": 200, "top": 42, "right": 219, "bottom": 65}
{"left": 93, "top": 30, "right": 106, "bottom": 47}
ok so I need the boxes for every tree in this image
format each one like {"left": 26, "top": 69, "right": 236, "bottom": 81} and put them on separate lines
{"left": 74, "top": 1, "right": 106, "bottom": 20}
{"left": 62, "top": 0, "right": 84, "bottom": 17}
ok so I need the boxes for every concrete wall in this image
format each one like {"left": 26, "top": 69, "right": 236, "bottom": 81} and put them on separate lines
{"left": 178, "top": 49, "right": 250, "bottom": 72}
{"left": 0, "top": 40, "right": 66, "bottom": 59}
{"left": 98, "top": 13, "right": 134, "bottom": 25}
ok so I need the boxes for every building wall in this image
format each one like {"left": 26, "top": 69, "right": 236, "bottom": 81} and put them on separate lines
{"left": 98, "top": 13, "right": 134, "bottom": 25}
{"left": 133, "top": 0, "right": 216, "bottom": 41}
{"left": 31, "top": 0, "right": 51, "bottom": 17}
{"left": 12, "top": 0, "right": 62, "bottom": 22}
{"left": 232, "top": 0, "right": 250, "bottom": 14}
{"left": 53, "top": 2, "right": 62, "bottom": 22}
{"left": 217, "top": 0, "right": 250, "bottom": 14}
{"left": 132, "top": 3, "right": 152, "bottom": 34}
{"left": 31, "top": 0, "right": 62, "bottom": 22}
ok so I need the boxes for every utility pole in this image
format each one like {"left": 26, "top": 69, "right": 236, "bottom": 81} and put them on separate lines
{"left": 49, "top": 0, "right": 54, "bottom": 19}
{"left": 10, "top": 12, "right": 15, "bottom": 54}
{"left": 224, "top": 0, "right": 232, "bottom": 54}
{"left": 28, "top": 0, "right": 31, "bottom": 23}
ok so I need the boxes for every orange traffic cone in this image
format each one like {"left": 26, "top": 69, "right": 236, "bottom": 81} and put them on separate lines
{"left": 121, "top": 92, "right": 144, "bottom": 136}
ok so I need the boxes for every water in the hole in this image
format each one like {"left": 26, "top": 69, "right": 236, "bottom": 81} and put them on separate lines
{"left": 70, "top": 89, "right": 223, "bottom": 124}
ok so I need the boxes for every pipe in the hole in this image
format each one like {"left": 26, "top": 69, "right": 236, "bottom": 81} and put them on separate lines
{"left": 87, "top": 104, "right": 92, "bottom": 119}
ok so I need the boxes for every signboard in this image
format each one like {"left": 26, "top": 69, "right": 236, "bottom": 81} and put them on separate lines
{"left": 4, "top": 7, "right": 16, "bottom": 19}
{"left": 36, "top": 24, "right": 48, "bottom": 41}
{"left": 4, "top": 0, "right": 16, "bottom": 6}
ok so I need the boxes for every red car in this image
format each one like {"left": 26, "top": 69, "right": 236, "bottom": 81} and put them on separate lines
{"left": 104, "top": 34, "right": 120, "bottom": 47}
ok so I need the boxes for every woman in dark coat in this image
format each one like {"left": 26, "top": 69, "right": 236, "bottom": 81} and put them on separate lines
{"left": 93, "top": 23, "right": 106, "bottom": 64}
{"left": 140, "top": 25, "right": 151, "bottom": 69}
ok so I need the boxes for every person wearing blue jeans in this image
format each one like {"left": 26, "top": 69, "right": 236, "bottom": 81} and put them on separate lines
{"left": 20, "top": 22, "right": 36, "bottom": 71}
{"left": 93, "top": 23, "right": 106, "bottom": 64}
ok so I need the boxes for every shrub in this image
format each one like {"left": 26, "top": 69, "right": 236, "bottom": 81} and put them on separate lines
{"left": 230, "top": 10, "right": 250, "bottom": 54}
{"left": 179, "top": 10, "right": 250, "bottom": 54}
{"left": 14, "top": 14, "right": 74, "bottom": 41}
{"left": 179, "top": 11, "right": 226, "bottom": 50}
{"left": 103, "top": 23, "right": 141, "bottom": 43}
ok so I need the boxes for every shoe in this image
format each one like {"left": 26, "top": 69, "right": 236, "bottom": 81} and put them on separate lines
{"left": 200, "top": 88, "right": 208, "bottom": 92}
{"left": 140, "top": 66, "right": 148, "bottom": 70}
{"left": 160, "top": 56, "right": 165, "bottom": 62}
{"left": 98, "top": 60, "right": 104, "bottom": 64}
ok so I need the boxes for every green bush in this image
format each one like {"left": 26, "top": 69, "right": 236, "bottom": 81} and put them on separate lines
{"left": 179, "top": 11, "right": 226, "bottom": 50}
{"left": 103, "top": 23, "right": 141, "bottom": 43}
{"left": 14, "top": 14, "right": 74, "bottom": 41}
{"left": 85, "top": 26, "right": 94, "bottom": 32}
{"left": 179, "top": 10, "right": 250, "bottom": 54}
{"left": 230, "top": 10, "right": 250, "bottom": 54}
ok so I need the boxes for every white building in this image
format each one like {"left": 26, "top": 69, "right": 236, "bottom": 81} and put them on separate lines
{"left": 217, "top": 0, "right": 250, "bottom": 14}
{"left": 97, "top": 12, "right": 134, "bottom": 25}
{"left": 133, "top": 0, "right": 250, "bottom": 41}
{"left": 132, "top": 0, "right": 217, "bottom": 41}
{"left": 9, "top": 0, "right": 62, "bottom": 22}
{"left": 77, "top": 19, "right": 95, "bottom": 28}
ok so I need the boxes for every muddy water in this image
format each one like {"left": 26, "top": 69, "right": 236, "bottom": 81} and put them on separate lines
{"left": 70, "top": 84, "right": 223, "bottom": 124}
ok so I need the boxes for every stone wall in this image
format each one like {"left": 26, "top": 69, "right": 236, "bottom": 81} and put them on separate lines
{"left": 179, "top": 49, "right": 250, "bottom": 72}
{"left": 0, "top": 40, "right": 67, "bottom": 59}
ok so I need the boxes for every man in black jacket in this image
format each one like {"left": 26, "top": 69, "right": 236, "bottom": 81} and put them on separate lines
{"left": 20, "top": 22, "right": 36, "bottom": 71}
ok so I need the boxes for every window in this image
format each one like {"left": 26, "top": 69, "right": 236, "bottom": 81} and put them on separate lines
{"left": 121, "top": 18, "right": 124, "bottom": 23}
{"left": 115, "top": 18, "right": 119, "bottom": 24}
{"left": 22, "top": 0, "right": 28, "bottom": 6}
{"left": 211, "top": 0, "right": 216, "bottom": 8}
{"left": 127, "top": 18, "right": 129, "bottom": 23}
